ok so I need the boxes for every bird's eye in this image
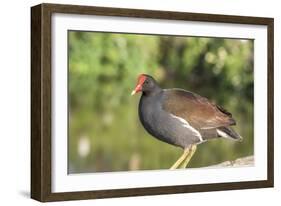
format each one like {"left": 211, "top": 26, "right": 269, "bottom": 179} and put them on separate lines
{"left": 144, "top": 80, "right": 148, "bottom": 84}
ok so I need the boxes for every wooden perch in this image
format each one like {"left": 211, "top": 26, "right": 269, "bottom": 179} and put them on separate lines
{"left": 204, "top": 155, "right": 254, "bottom": 168}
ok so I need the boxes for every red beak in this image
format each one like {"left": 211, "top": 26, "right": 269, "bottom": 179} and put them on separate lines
{"left": 131, "top": 74, "right": 147, "bottom": 95}
{"left": 131, "top": 84, "right": 142, "bottom": 95}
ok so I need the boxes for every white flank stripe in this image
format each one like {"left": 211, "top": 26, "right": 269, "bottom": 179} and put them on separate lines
{"left": 170, "top": 114, "right": 203, "bottom": 142}
{"left": 201, "top": 126, "right": 216, "bottom": 130}
{"left": 216, "top": 129, "right": 230, "bottom": 138}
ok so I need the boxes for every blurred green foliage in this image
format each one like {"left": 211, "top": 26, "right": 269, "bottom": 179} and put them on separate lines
{"left": 68, "top": 31, "right": 253, "bottom": 173}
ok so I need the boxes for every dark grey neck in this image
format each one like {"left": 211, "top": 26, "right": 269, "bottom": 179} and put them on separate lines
{"left": 142, "top": 85, "right": 162, "bottom": 96}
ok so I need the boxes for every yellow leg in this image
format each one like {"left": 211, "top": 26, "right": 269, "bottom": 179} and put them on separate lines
{"left": 180, "top": 145, "right": 197, "bottom": 169}
{"left": 170, "top": 147, "right": 190, "bottom": 169}
{"left": 170, "top": 145, "right": 197, "bottom": 169}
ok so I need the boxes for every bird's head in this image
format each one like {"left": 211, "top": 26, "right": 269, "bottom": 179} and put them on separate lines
{"left": 131, "top": 74, "right": 160, "bottom": 95}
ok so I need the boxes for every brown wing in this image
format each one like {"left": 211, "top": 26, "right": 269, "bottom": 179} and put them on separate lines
{"left": 162, "top": 89, "right": 236, "bottom": 130}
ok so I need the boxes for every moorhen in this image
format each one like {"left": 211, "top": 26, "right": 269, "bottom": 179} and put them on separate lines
{"left": 131, "top": 74, "right": 242, "bottom": 169}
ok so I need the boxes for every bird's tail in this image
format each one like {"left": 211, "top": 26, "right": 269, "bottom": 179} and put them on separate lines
{"left": 217, "top": 127, "right": 243, "bottom": 141}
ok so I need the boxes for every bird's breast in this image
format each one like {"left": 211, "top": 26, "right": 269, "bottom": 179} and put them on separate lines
{"left": 138, "top": 94, "right": 184, "bottom": 147}
{"left": 139, "top": 95, "right": 157, "bottom": 129}
{"left": 138, "top": 93, "right": 204, "bottom": 148}
{"left": 138, "top": 94, "right": 163, "bottom": 136}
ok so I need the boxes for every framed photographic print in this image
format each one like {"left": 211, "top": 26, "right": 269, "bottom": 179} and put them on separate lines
{"left": 31, "top": 3, "right": 274, "bottom": 202}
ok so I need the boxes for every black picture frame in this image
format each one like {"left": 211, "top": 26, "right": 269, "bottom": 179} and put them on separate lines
{"left": 31, "top": 3, "right": 274, "bottom": 202}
